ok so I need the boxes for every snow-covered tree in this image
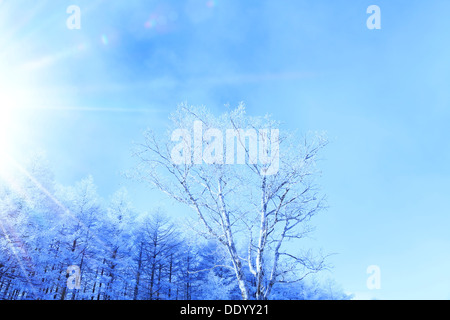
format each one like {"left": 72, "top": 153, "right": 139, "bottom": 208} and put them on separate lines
{"left": 55, "top": 176, "right": 105, "bottom": 300}
{"left": 132, "top": 103, "right": 329, "bottom": 300}
{"left": 94, "top": 188, "right": 136, "bottom": 300}
{"left": 0, "top": 147, "right": 346, "bottom": 301}
{"left": 270, "top": 276, "right": 352, "bottom": 300}
{"left": 132, "top": 210, "right": 182, "bottom": 300}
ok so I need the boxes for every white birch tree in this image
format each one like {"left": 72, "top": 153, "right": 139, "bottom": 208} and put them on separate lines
{"left": 132, "top": 103, "right": 329, "bottom": 300}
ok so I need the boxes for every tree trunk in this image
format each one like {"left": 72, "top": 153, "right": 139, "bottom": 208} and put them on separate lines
{"left": 133, "top": 242, "right": 144, "bottom": 300}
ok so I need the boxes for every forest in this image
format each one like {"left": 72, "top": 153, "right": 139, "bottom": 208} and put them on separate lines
{"left": 0, "top": 106, "right": 350, "bottom": 300}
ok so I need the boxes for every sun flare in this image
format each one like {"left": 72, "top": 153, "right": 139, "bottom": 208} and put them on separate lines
{"left": 0, "top": 91, "right": 16, "bottom": 175}
{"left": 0, "top": 65, "right": 29, "bottom": 176}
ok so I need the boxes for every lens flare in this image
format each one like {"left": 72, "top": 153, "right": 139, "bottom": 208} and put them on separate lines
{"left": 144, "top": 14, "right": 158, "bottom": 29}
{"left": 0, "top": 90, "right": 16, "bottom": 174}
{"left": 0, "top": 62, "right": 33, "bottom": 177}
{"left": 101, "top": 34, "right": 109, "bottom": 45}
{"left": 206, "top": 0, "right": 217, "bottom": 8}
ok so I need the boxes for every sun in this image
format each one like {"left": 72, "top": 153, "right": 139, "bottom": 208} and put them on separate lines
{"left": 0, "top": 106, "right": 10, "bottom": 152}
{"left": 0, "top": 90, "right": 17, "bottom": 175}
{"left": 0, "top": 62, "right": 28, "bottom": 177}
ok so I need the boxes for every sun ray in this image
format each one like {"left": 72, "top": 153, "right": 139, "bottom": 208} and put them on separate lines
{"left": 0, "top": 219, "right": 38, "bottom": 297}
{"left": 0, "top": 154, "right": 141, "bottom": 291}
{"left": 8, "top": 156, "right": 117, "bottom": 256}
{"left": 8, "top": 160, "right": 141, "bottom": 290}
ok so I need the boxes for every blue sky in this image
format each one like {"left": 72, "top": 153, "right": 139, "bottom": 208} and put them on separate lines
{"left": 1, "top": 0, "right": 450, "bottom": 299}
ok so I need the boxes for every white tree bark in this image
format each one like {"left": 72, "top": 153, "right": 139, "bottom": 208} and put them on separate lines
{"left": 132, "top": 103, "right": 329, "bottom": 300}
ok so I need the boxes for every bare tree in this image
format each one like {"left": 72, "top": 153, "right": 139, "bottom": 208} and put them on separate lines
{"left": 132, "top": 103, "right": 329, "bottom": 300}
{"left": 134, "top": 211, "right": 181, "bottom": 300}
